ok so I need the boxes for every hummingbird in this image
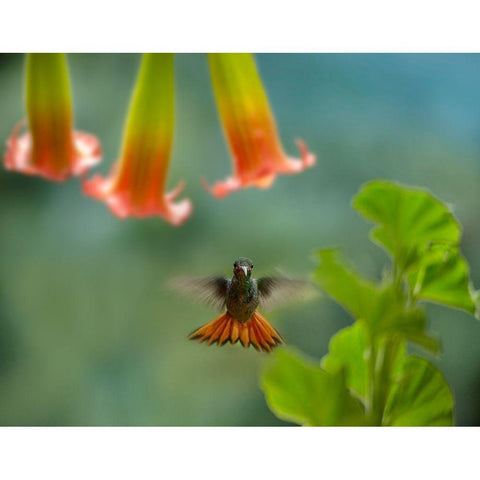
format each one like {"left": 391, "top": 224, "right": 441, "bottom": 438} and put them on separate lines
{"left": 171, "top": 257, "right": 312, "bottom": 352}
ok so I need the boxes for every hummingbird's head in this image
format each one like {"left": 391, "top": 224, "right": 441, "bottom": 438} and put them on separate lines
{"left": 233, "top": 257, "right": 253, "bottom": 279}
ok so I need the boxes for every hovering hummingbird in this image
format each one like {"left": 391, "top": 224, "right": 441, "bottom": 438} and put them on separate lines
{"left": 171, "top": 257, "right": 311, "bottom": 352}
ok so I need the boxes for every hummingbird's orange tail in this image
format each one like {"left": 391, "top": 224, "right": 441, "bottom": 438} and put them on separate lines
{"left": 188, "top": 311, "right": 283, "bottom": 353}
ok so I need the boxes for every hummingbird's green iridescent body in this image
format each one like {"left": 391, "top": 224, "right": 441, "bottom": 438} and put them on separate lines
{"left": 226, "top": 258, "right": 259, "bottom": 323}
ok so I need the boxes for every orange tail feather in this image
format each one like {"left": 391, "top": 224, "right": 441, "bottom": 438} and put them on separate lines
{"left": 188, "top": 311, "right": 283, "bottom": 353}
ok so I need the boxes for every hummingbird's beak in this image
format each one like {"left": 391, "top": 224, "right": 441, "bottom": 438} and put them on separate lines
{"left": 241, "top": 266, "right": 249, "bottom": 276}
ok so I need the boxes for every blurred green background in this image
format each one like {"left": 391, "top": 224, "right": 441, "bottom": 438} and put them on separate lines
{"left": 0, "top": 53, "right": 479, "bottom": 425}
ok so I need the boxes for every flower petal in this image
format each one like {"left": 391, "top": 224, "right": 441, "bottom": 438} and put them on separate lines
{"left": 4, "top": 122, "right": 101, "bottom": 182}
{"left": 84, "top": 173, "right": 192, "bottom": 224}
{"left": 203, "top": 139, "right": 315, "bottom": 198}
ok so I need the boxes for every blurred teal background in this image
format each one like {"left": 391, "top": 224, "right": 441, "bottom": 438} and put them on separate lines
{"left": 0, "top": 53, "right": 479, "bottom": 425}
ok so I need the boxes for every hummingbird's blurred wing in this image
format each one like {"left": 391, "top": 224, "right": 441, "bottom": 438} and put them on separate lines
{"left": 169, "top": 276, "right": 229, "bottom": 310}
{"left": 257, "top": 277, "right": 314, "bottom": 311}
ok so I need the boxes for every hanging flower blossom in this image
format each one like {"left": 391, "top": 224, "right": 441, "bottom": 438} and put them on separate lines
{"left": 83, "top": 53, "right": 192, "bottom": 225}
{"left": 4, "top": 53, "right": 101, "bottom": 182}
{"left": 203, "top": 53, "right": 315, "bottom": 198}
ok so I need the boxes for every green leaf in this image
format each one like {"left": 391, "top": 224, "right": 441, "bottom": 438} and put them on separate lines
{"left": 321, "top": 321, "right": 369, "bottom": 401}
{"left": 321, "top": 319, "right": 439, "bottom": 414}
{"left": 389, "top": 310, "right": 440, "bottom": 354}
{"left": 321, "top": 326, "right": 451, "bottom": 425}
{"left": 315, "top": 250, "right": 440, "bottom": 353}
{"left": 353, "top": 180, "right": 460, "bottom": 269}
{"left": 260, "top": 348, "right": 366, "bottom": 426}
{"left": 353, "top": 180, "right": 477, "bottom": 314}
{"left": 314, "top": 248, "right": 379, "bottom": 320}
{"left": 383, "top": 355, "right": 454, "bottom": 426}
{"left": 368, "top": 290, "right": 441, "bottom": 354}
{"left": 409, "top": 246, "right": 477, "bottom": 314}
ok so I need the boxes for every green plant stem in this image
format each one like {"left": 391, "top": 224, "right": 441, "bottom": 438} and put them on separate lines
{"left": 367, "top": 335, "right": 402, "bottom": 425}
{"left": 367, "top": 259, "right": 406, "bottom": 425}
{"left": 366, "top": 333, "right": 378, "bottom": 424}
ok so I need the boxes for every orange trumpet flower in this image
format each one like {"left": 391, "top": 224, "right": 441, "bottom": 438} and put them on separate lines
{"left": 83, "top": 53, "right": 192, "bottom": 225}
{"left": 4, "top": 53, "right": 101, "bottom": 182}
{"left": 204, "top": 53, "right": 315, "bottom": 198}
